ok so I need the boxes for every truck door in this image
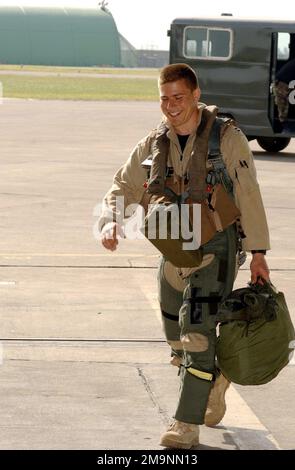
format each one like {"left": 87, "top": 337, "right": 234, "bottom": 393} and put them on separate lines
{"left": 269, "top": 33, "right": 278, "bottom": 131}
{"left": 270, "top": 32, "right": 295, "bottom": 133}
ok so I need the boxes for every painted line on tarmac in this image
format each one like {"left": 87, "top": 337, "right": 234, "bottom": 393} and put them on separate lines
{"left": 0, "top": 252, "right": 180, "bottom": 258}
{"left": 2, "top": 253, "right": 295, "bottom": 263}
{"left": 0, "top": 253, "right": 158, "bottom": 257}
{"left": 139, "top": 283, "right": 281, "bottom": 450}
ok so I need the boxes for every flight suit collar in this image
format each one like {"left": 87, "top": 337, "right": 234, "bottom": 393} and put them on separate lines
{"left": 164, "top": 103, "right": 207, "bottom": 175}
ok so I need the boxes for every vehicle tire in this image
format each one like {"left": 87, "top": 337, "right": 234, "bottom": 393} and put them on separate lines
{"left": 256, "top": 137, "right": 291, "bottom": 152}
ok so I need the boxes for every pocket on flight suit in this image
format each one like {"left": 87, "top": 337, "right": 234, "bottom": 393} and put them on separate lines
{"left": 163, "top": 260, "right": 186, "bottom": 292}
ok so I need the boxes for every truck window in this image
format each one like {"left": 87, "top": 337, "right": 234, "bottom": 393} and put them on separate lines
{"left": 277, "top": 32, "right": 290, "bottom": 60}
{"left": 183, "top": 27, "right": 232, "bottom": 60}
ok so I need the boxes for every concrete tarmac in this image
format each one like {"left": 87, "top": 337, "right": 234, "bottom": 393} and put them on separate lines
{"left": 0, "top": 99, "right": 294, "bottom": 450}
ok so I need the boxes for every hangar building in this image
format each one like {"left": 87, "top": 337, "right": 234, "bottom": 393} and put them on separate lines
{"left": 0, "top": 5, "right": 137, "bottom": 67}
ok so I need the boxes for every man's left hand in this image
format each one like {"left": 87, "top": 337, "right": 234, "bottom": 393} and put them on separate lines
{"left": 250, "top": 253, "right": 270, "bottom": 284}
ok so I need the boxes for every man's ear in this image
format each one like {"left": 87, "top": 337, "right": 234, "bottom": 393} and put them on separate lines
{"left": 193, "top": 87, "right": 201, "bottom": 101}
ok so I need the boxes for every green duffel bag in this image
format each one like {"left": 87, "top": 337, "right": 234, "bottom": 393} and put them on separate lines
{"left": 216, "top": 281, "right": 295, "bottom": 385}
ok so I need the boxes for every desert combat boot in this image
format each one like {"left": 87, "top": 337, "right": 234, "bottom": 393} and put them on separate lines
{"left": 160, "top": 420, "right": 200, "bottom": 449}
{"left": 204, "top": 373, "right": 230, "bottom": 427}
{"left": 170, "top": 357, "right": 230, "bottom": 427}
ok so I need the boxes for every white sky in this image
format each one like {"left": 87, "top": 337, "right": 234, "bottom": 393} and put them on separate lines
{"left": 0, "top": 0, "right": 294, "bottom": 49}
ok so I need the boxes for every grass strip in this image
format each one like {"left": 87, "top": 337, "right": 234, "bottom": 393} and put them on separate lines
{"left": 0, "top": 74, "right": 159, "bottom": 101}
{"left": 0, "top": 64, "right": 159, "bottom": 76}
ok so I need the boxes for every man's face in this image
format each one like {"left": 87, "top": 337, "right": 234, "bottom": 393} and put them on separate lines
{"left": 159, "top": 79, "right": 201, "bottom": 133}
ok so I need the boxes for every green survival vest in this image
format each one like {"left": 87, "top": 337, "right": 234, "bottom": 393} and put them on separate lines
{"left": 141, "top": 111, "right": 242, "bottom": 267}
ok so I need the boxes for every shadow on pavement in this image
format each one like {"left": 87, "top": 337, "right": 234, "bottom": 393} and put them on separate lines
{"left": 217, "top": 425, "right": 280, "bottom": 450}
{"left": 253, "top": 151, "right": 295, "bottom": 162}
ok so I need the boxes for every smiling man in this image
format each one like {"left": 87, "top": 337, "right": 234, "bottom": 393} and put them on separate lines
{"left": 159, "top": 73, "right": 201, "bottom": 135}
{"left": 99, "top": 63, "right": 270, "bottom": 449}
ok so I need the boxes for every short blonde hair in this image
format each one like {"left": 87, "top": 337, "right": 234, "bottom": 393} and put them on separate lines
{"left": 159, "top": 63, "right": 199, "bottom": 90}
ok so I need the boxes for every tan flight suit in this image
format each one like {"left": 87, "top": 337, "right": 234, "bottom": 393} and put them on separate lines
{"left": 99, "top": 103, "right": 270, "bottom": 424}
{"left": 99, "top": 103, "right": 269, "bottom": 252}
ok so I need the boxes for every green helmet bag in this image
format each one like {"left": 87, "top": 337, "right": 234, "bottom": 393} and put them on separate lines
{"left": 216, "top": 282, "right": 295, "bottom": 385}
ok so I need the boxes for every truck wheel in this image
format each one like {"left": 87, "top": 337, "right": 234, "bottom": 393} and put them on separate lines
{"left": 256, "top": 137, "right": 291, "bottom": 152}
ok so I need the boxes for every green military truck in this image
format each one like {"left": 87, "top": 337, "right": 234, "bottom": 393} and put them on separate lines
{"left": 168, "top": 15, "right": 295, "bottom": 152}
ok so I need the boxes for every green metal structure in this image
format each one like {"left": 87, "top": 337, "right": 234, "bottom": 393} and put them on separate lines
{"left": 0, "top": 6, "right": 123, "bottom": 66}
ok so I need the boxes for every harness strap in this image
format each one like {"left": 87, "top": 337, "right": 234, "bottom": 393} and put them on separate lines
{"left": 207, "top": 117, "right": 234, "bottom": 194}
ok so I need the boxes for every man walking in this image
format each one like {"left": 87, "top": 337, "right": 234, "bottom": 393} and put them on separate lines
{"left": 99, "top": 64, "right": 270, "bottom": 448}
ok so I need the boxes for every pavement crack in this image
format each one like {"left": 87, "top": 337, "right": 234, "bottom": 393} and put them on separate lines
{"left": 136, "top": 366, "right": 169, "bottom": 425}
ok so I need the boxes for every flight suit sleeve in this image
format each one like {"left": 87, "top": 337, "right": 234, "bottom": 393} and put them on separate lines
{"left": 221, "top": 126, "right": 270, "bottom": 252}
{"left": 98, "top": 135, "right": 152, "bottom": 231}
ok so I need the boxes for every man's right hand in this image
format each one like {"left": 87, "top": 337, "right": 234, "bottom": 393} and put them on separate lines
{"left": 100, "top": 222, "right": 123, "bottom": 251}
